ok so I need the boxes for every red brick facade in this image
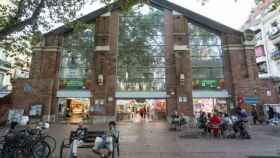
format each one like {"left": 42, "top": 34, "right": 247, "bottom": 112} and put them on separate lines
{"left": 9, "top": 2, "right": 280, "bottom": 121}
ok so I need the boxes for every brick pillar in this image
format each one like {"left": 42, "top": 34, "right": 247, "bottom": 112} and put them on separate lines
{"left": 173, "top": 13, "right": 193, "bottom": 116}
{"left": 92, "top": 11, "right": 118, "bottom": 117}
{"left": 165, "top": 10, "right": 193, "bottom": 116}
{"left": 165, "top": 10, "right": 177, "bottom": 115}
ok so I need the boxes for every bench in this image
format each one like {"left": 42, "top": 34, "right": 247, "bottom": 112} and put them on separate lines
{"left": 60, "top": 130, "right": 119, "bottom": 158}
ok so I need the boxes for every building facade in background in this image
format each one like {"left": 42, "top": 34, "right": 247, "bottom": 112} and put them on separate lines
{"left": 0, "top": 50, "right": 12, "bottom": 98}
{"left": 242, "top": 0, "right": 280, "bottom": 108}
{"left": 9, "top": 0, "right": 276, "bottom": 123}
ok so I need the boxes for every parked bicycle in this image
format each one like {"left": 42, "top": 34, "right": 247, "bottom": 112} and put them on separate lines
{"left": 0, "top": 122, "right": 56, "bottom": 158}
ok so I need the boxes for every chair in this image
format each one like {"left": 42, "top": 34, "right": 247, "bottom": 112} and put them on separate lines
{"left": 209, "top": 124, "right": 222, "bottom": 138}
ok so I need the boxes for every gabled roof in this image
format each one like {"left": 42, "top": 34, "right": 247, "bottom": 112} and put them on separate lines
{"left": 45, "top": 0, "right": 242, "bottom": 36}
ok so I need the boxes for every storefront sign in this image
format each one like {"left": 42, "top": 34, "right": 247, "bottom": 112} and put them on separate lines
{"left": 60, "top": 79, "right": 86, "bottom": 89}
{"left": 244, "top": 97, "right": 259, "bottom": 105}
{"left": 192, "top": 79, "right": 224, "bottom": 90}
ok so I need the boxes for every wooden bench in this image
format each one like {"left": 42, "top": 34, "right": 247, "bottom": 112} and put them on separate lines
{"left": 60, "top": 130, "right": 119, "bottom": 158}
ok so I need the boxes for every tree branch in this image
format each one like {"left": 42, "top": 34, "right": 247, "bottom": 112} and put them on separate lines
{"left": 0, "top": 0, "right": 45, "bottom": 40}
{"left": 13, "top": 0, "right": 26, "bottom": 22}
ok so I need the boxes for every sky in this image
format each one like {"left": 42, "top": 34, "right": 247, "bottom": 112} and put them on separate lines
{"left": 80, "top": 0, "right": 256, "bottom": 30}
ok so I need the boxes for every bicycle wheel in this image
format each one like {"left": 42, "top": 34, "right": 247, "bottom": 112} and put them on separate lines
{"left": 13, "top": 148, "right": 28, "bottom": 158}
{"left": 32, "top": 141, "right": 51, "bottom": 158}
{"left": 44, "top": 135, "right": 56, "bottom": 153}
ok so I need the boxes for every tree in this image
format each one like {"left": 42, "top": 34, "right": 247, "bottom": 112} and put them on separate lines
{"left": 0, "top": 0, "right": 91, "bottom": 56}
{"left": 0, "top": 0, "right": 150, "bottom": 56}
{"left": 272, "top": 0, "right": 280, "bottom": 10}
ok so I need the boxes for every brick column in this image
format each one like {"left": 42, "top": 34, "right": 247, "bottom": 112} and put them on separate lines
{"left": 165, "top": 10, "right": 193, "bottom": 116}
{"left": 92, "top": 11, "right": 118, "bottom": 117}
{"left": 173, "top": 13, "right": 193, "bottom": 116}
{"left": 165, "top": 10, "right": 177, "bottom": 115}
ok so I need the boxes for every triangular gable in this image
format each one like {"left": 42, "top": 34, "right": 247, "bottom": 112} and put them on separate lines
{"left": 45, "top": 0, "right": 242, "bottom": 35}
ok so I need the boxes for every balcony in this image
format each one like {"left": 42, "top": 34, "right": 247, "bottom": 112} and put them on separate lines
{"left": 269, "top": 27, "right": 280, "bottom": 45}
{"left": 271, "top": 50, "right": 280, "bottom": 60}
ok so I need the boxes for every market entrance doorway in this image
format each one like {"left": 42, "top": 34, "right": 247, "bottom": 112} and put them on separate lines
{"left": 116, "top": 99, "right": 166, "bottom": 122}
{"left": 57, "top": 98, "right": 90, "bottom": 123}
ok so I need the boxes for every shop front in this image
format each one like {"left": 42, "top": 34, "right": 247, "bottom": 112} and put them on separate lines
{"left": 192, "top": 90, "right": 229, "bottom": 116}
{"left": 56, "top": 90, "right": 91, "bottom": 123}
{"left": 116, "top": 99, "right": 166, "bottom": 121}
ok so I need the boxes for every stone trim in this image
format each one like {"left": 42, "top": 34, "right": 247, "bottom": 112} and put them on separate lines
{"left": 172, "top": 11, "right": 183, "bottom": 15}
{"left": 32, "top": 47, "right": 60, "bottom": 52}
{"left": 95, "top": 45, "right": 110, "bottom": 51}
{"left": 173, "top": 45, "right": 189, "bottom": 51}
{"left": 243, "top": 40, "right": 256, "bottom": 46}
{"left": 101, "top": 12, "right": 111, "bottom": 17}
{"left": 223, "top": 44, "right": 255, "bottom": 51}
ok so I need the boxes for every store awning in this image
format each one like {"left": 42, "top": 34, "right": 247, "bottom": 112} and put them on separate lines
{"left": 56, "top": 90, "right": 92, "bottom": 98}
{"left": 115, "top": 91, "right": 168, "bottom": 99}
{"left": 192, "top": 90, "right": 229, "bottom": 98}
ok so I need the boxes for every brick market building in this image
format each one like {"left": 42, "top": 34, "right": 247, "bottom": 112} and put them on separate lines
{"left": 9, "top": 0, "right": 279, "bottom": 123}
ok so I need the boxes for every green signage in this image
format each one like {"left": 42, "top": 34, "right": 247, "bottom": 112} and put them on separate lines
{"left": 61, "top": 79, "right": 86, "bottom": 89}
{"left": 192, "top": 79, "right": 223, "bottom": 90}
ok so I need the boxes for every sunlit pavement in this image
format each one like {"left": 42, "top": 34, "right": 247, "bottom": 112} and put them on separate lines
{"left": 46, "top": 121, "right": 280, "bottom": 158}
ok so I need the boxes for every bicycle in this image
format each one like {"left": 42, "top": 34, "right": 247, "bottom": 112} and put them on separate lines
{"left": 0, "top": 128, "right": 52, "bottom": 158}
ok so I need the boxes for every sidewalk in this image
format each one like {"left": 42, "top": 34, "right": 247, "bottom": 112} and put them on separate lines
{"left": 45, "top": 121, "right": 280, "bottom": 158}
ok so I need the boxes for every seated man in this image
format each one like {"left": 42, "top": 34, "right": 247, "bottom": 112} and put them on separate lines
{"left": 171, "top": 111, "right": 180, "bottom": 129}
{"left": 92, "top": 121, "right": 118, "bottom": 158}
{"left": 70, "top": 122, "right": 88, "bottom": 158}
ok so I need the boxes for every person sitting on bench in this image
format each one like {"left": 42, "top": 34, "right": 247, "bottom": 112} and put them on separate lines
{"left": 92, "top": 121, "right": 118, "bottom": 158}
{"left": 70, "top": 122, "right": 88, "bottom": 158}
{"left": 171, "top": 111, "right": 181, "bottom": 129}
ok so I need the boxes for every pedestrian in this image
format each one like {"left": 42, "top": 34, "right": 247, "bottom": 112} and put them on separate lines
{"left": 268, "top": 106, "right": 274, "bottom": 120}
{"left": 139, "top": 108, "right": 143, "bottom": 118}
{"left": 251, "top": 107, "right": 258, "bottom": 125}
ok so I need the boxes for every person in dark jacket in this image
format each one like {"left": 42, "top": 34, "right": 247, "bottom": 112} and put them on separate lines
{"left": 268, "top": 106, "right": 274, "bottom": 120}
{"left": 251, "top": 107, "right": 258, "bottom": 125}
{"left": 70, "top": 122, "right": 88, "bottom": 158}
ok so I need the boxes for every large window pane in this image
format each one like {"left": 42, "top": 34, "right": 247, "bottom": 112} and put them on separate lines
{"left": 59, "top": 27, "right": 94, "bottom": 89}
{"left": 189, "top": 23, "right": 224, "bottom": 90}
{"left": 117, "top": 5, "right": 165, "bottom": 91}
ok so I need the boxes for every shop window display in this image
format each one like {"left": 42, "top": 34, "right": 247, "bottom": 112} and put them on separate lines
{"left": 193, "top": 98, "right": 227, "bottom": 116}
{"left": 116, "top": 99, "right": 166, "bottom": 121}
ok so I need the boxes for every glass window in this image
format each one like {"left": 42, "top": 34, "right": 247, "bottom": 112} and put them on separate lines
{"left": 117, "top": 4, "right": 165, "bottom": 91}
{"left": 188, "top": 23, "right": 224, "bottom": 90}
{"left": 59, "top": 27, "right": 94, "bottom": 89}
{"left": 257, "top": 62, "right": 268, "bottom": 74}
{"left": 0, "top": 73, "right": 4, "bottom": 87}
{"left": 255, "top": 45, "right": 265, "bottom": 57}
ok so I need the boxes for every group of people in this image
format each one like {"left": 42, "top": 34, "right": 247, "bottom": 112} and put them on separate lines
{"left": 197, "top": 107, "right": 250, "bottom": 138}
{"left": 170, "top": 111, "right": 185, "bottom": 130}
{"left": 251, "top": 106, "right": 280, "bottom": 125}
